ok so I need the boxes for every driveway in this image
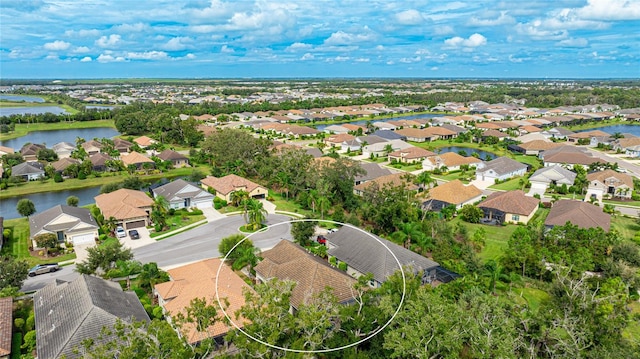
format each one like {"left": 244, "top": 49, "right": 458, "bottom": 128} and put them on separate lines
{"left": 469, "top": 178, "right": 494, "bottom": 190}
{"left": 121, "top": 227, "right": 154, "bottom": 250}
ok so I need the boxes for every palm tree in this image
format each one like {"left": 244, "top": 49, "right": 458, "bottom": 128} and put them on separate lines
{"left": 391, "top": 222, "right": 425, "bottom": 249}
{"left": 317, "top": 196, "right": 330, "bottom": 220}
{"left": 483, "top": 260, "right": 507, "bottom": 294}
{"left": 232, "top": 245, "right": 261, "bottom": 272}
{"left": 383, "top": 143, "right": 394, "bottom": 156}
{"left": 151, "top": 195, "right": 170, "bottom": 231}
{"left": 307, "top": 189, "right": 319, "bottom": 213}
{"left": 246, "top": 199, "right": 267, "bottom": 230}
{"left": 230, "top": 190, "right": 250, "bottom": 218}
{"left": 415, "top": 171, "right": 436, "bottom": 191}
{"left": 137, "top": 262, "right": 168, "bottom": 295}
{"left": 104, "top": 216, "right": 119, "bottom": 237}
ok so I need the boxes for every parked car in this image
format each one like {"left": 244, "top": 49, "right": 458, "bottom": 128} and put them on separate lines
{"left": 28, "top": 263, "right": 59, "bottom": 277}
{"left": 116, "top": 226, "right": 127, "bottom": 238}
{"left": 128, "top": 229, "right": 140, "bottom": 240}
{"left": 327, "top": 228, "right": 338, "bottom": 233}
{"left": 317, "top": 235, "right": 327, "bottom": 245}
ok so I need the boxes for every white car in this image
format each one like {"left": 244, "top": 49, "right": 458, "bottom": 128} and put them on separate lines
{"left": 116, "top": 226, "right": 127, "bottom": 238}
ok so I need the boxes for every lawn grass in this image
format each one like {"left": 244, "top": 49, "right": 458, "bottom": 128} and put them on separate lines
{"left": 623, "top": 302, "right": 640, "bottom": 346}
{"left": 269, "top": 191, "right": 315, "bottom": 217}
{"left": 489, "top": 176, "right": 526, "bottom": 191}
{"left": 450, "top": 217, "right": 519, "bottom": 262}
{"left": 149, "top": 213, "right": 206, "bottom": 238}
{"left": 610, "top": 216, "right": 640, "bottom": 242}
{"left": 513, "top": 287, "right": 551, "bottom": 313}
{"left": 431, "top": 170, "right": 474, "bottom": 183}
{"left": 387, "top": 162, "right": 422, "bottom": 171}
{"left": 0, "top": 217, "right": 76, "bottom": 266}
{"left": 0, "top": 119, "right": 115, "bottom": 141}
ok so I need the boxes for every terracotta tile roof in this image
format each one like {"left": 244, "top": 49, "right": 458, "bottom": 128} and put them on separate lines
{"left": 94, "top": 188, "right": 153, "bottom": 221}
{"left": 0, "top": 145, "right": 15, "bottom": 154}
{"left": 568, "top": 130, "right": 611, "bottom": 139}
{"left": 201, "top": 174, "right": 265, "bottom": 196}
{"left": 157, "top": 149, "right": 187, "bottom": 161}
{"left": 482, "top": 129, "right": 509, "bottom": 137}
{"left": 0, "top": 297, "right": 11, "bottom": 357}
{"left": 425, "top": 180, "right": 482, "bottom": 205}
{"left": 134, "top": 135, "right": 156, "bottom": 147}
{"left": 342, "top": 123, "right": 366, "bottom": 131}
{"left": 388, "top": 147, "right": 437, "bottom": 160}
{"left": 519, "top": 125, "right": 543, "bottom": 133}
{"left": 544, "top": 152, "right": 601, "bottom": 166}
{"left": 255, "top": 241, "right": 357, "bottom": 309}
{"left": 479, "top": 190, "right": 539, "bottom": 215}
{"left": 476, "top": 122, "right": 502, "bottom": 130}
{"left": 154, "top": 259, "right": 253, "bottom": 343}
{"left": 587, "top": 169, "right": 634, "bottom": 188}
{"left": 545, "top": 199, "right": 610, "bottom": 231}
{"left": 354, "top": 172, "right": 418, "bottom": 193}
{"left": 614, "top": 137, "right": 640, "bottom": 148}
{"left": 121, "top": 151, "right": 154, "bottom": 166}
{"left": 326, "top": 134, "right": 355, "bottom": 144}
{"left": 424, "top": 152, "right": 482, "bottom": 168}
{"left": 517, "top": 140, "right": 563, "bottom": 151}
{"left": 422, "top": 127, "right": 457, "bottom": 136}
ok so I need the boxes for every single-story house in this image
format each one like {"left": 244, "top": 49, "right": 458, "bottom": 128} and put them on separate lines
{"left": 0, "top": 146, "right": 14, "bottom": 157}
{"left": 11, "top": 161, "right": 45, "bottom": 181}
{"left": 0, "top": 297, "right": 11, "bottom": 359}
{"left": 481, "top": 129, "right": 510, "bottom": 141}
{"left": 542, "top": 127, "right": 574, "bottom": 140}
{"left": 372, "top": 130, "right": 406, "bottom": 141}
{"left": 422, "top": 152, "right": 483, "bottom": 171}
{"left": 255, "top": 240, "right": 357, "bottom": 310}
{"left": 157, "top": 149, "right": 189, "bottom": 168}
{"left": 566, "top": 130, "right": 611, "bottom": 144}
{"left": 475, "top": 157, "right": 528, "bottom": 182}
{"left": 89, "top": 152, "right": 113, "bottom": 171}
{"left": 201, "top": 174, "right": 268, "bottom": 202}
{"left": 511, "top": 140, "right": 562, "bottom": 156}
{"left": 134, "top": 135, "right": 157, "bottom": 148}
{"left": 52, "top": 142, "right": 76, "bottom": 159}
{"left": 95, "top": 188, "right": 154, "bottom": 229}
{"left": 542, "top": 151, "right": 601, "bottom": 169}
{"left": 354, "top": 162, "right": 394, "bottom": 185}
{"left": 354, "top": 172, "right": 418, "bottom": 196}
{"left": 34, "top": 275, "right": 150, "bottom": 359}
{"left": 528, "top": 165, "right": 576, "bottom": 196}
{"left": 20, "top": 143, "right": 46, "bottom": 162}
{"left": 324, "top": 133, "right": 355, "bottom": 148}
{"left": 152, "top": 179, "right": 214, "bottom": 209}
{"left": 29, "top": 205, "right": 99, "bottom": 247}
{"left": 154, "top": 258, "right": 253, "bottom": 344}
{"left": 362, "top": 139, "right": 412, "bottom": 158}
{"left": 121, "top": 151, "right": 155, "bottom": 170}
{"left": 585, "top": 169, "right": 634, "bottom": 202}
{"left": 545, "top": 199, "right": 610, "bottom": 231}
{"left": 388, "top": 147, "right": 437, "bottom": 164}
{"left": 422, "top": 180, "right": 483, "bottom": 211}
{"left": 81, "top": 140, "right": 103, "bottom": 155}
{"left": 113, "top": 138, "right": 133, "bottom": 153}
{"left": 478, "top": 190, "right": 540, "bottom": 225}
{"left": 323, "top": 124, "right": 351, "bottom": 134}
{"left": 394, "top": 128, "right": 437, "bottom": 142}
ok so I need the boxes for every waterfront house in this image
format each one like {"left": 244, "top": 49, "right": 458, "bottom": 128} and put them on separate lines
{"left": 29, "top": 205, "right": 99, "bottom": 246}
{"left": 201, "top": 174, "right": 268, "bottom": 202}
{"left": 95, "top": 188, "right": 153, "bottom": 230}
{"left": 11, "top": 161, "right": 45, "bottom": 181}
{"left": 152, "top": 179, "right": 214, "bottom": 209}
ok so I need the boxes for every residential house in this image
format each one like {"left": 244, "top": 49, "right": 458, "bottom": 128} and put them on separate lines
{"left": 255, "top": 240, "right": 357, "bottom": 310}
{"left": 324, "top": 133, "right": 355, "bottom": 148}
{"left": 481, "top": 129, "right": 510, "bottom": 141}
{"left": 81, "top": 140, "right": 103, "bottom": 155}
{"left": 34, "top": 275, "right": 150, "bottom": 359}
{"left": 154, "top": 258, "right": 253, "bottom": 344}
{"left": 157, "top": 149, "right": 189, "bottom": 168}
{"left": 0, "top": 146, "right": 14, "bottom": 157}
{"left": 372, "top": 129, "right": 406, "bottom": 141}
{"left": 113, "top": 138, "right": 133, "bottom": 153}
{"left": 585, "top": 169, "right": 634, "bottom": 202}
{"left": 0, "top": 297, "right": 11, "bottom": 359}
{"left": 201, "top": 174, "right": 268, "bottom": 202}
{"left": 326, "top": 225, "right": 447, "bottom": 287}
{"left": 29, "top": 205, "right": 99, "bottom": 246}
{"left": 388, "top": 147, "right": 436, "bottom": 164}
{"left": 362, "top": 139, "right": 412, "bottom": 158}
{"left": 89, "top": 152, "right": 113, "bottom": 171}
{"left": 395, "top": 128, "right": 436, "bottom": 142}
{"left": 475, "top": 157, "right": 528, "bottom": 182}
{"left": 478, "top": 190, "right": 540, "bottom": 225}
{"left": 511, "top": 140, "right": 562, "bottom": 156}
{"left": 52, "top": 142, "right": 76, "bottom": 159}
{"left": 545, "top": 200, "right": 610, "bottom": 231}
{"left": 20, "top": 143, "right": 46, "bottom": 162}
{"left": 152, "top": 179, "right": 214, "bottom": 209}
{"left": 528, "top": 165, "right": 576, "bottom": 195}
{"left": 542, "top": 127, "right": 574, "bottom": 140}
{"left": 11, "top": 161, "right": 45, "bottom": 181}
{"left": 566, "top": 130, "right": 610, "bottom": 144}
{"left": 323, "top": 124, "right": 351, "bottom": 134}
{"left": 422, "top": 180, "right": 483, "bottom": 211}
{"left": 611, "top": 136, "right": 640, "bottom": 157}
{"left": 51, "top": 157, "right": 80, "bottom": 174}
{"left": 354, "top": 162, "right": 393, "bottom": 185}
{"left": 121, "top": 151, "right": 155, "bottom": 170}
{"left": 95, "top": 188, "right": 154, "bottom": 229}
{"left": 354, "top": 172, "right": 417, "bottom": 196}
{"left": 134, "top": 135, "right": 157, "bottom": 148}
{"left": 542, "top": 151, "right": 601, "bottom": 169}
{"left": 422, "top": 152, "right": 483, "bottom": 172}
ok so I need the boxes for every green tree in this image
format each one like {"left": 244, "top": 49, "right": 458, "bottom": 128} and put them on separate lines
{"left": 246, "top": 198, "right": 267, "bottom": 230}
{"left": 291, "top": 220, "right": 316, "bottom": 247}
{"left": 174, "top": 297, "right": 221, "bottom": 355}
{"left": 33, "top": 233, "right": 59, "bottom": 258}
{"left": 16, "top": 198, "right": 36, "bottom": 217}
{"left": 151, "top": 195, "right": 170, "bottom": 231}
{"left": 0, "top": 256, "right": 29, "bottom": 290}
{"left": 66, "top": 195, "right": 79, "bottom": 207}
{"left": 415, "top": 171, "right": 436, "bottom": 190}
{"left": 137, "top": 262, "right": 170, "bottom": 294}
{"left": 502, "top": 226, "right": 538, "bottom": 277}
{"left": 76, "top": 240, "right": 134, "bottom": 275}
{"left": 459, "top": 204, "right": 483, "bottom": 223}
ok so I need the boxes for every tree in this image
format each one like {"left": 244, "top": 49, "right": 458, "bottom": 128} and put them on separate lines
{"left": 0, "top": 256, "right": 29, "bottom": 290}
{"left": 151, "top": 195, "right": 170, "bottom": 231}
{"left": 36, "top": 148, "right": 58, "bottom": 162}
{"left": 218, "top": 234, "right": 260, "bottom": 270}
{"left": 415, "top": 171, "right": 436, "bottom": 190}
{"left": 66, "top": 195, "right": 79, "bottom": 207}
{"left": 246, "top": 198, "right": 267, "bottom": 230}
{"left": 33, "top": 233, "right": 59, "bottom": 257}
{"left": 174, "top": 298, "right": 221, "bottom": 354}
{"left": 137, "top": 262, "right": 169, "bottom": 294}
{"left": 483, "top": 259, "right": 507, "bottom": 294}
{"left": 459, "top": 204, "right": 483, "bottom": 223}
{"left": 76, "top": 240, "right": 134, "bottom": 275}
{"left": 291, "top": 220, "right": 316, "bottom": 247}
{"left": 122, "top": 176, "right": 144, "bottom": 190}
{"left": 16, "top": 199, "right": 36, "bottom": 217}
{"left": 232, "top": 244, "right": 261, "bottom": 272}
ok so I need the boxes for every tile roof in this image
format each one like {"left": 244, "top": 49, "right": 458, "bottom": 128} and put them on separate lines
{"left": 540, "top": 145, "right": 591, "bottom": 159}
{"left": 529, "top": 165, "right": 577, "bottom": 184}
{"left": 200, "top": 174, "right": 266, "bottom": 196}
{"left": 424, "top": 152, "right": 482, "bottom": 168}
{"left": 545, "top": 199, "right": 610, "bottom": 231}
{"left": 94, "top": 188, "right": 153, "bottom": 221}
{"left": 20, "top": 143, "right": 46, "bottom": 156}
{"left": 354, "top": 172, "right": 418, "bottom": 193}
{"left": 354, "top": 162, "right": 393, "bottom": 183}
{"left": 157, "top": 149, "right": 187, "bottom": 161}
{"left": 0, "top": 297, "right": 11, "bottom": 357}
{"left": 121, "top": 151, "right": 154, "bottom": 166}
{"left": 11, "top": 161, "right": 44, "bottom": 176}
{"left": 372, "top": 130, "right": 406, "bottom": 140}
{"left": 543, "top": 152, "right": 601, "bottom": 166}
{"left": 477, "top": 157, "right": 528, "bottom": 176}
{"left": 568, "top": 130, "right": 611, "bottom": 139}
{"left": 478, "top": 190, "right": 539, "bottom": 215}
{"left": 388, "top": 146, "right": 437, "bottom": 160}
{"left": 89, "top": 152, "right": 112, "bottom": 166}
{"left": 154, "top": 258, "right": 253, "bottom": 343}
{"left": 587, "top": 169, "right": 634, "bottom": 188}
{"left": 34, "top": 275, "right": 149, "bottom": 359}
{"left": 326, "top": 225, "right": 439, "bottom": 284}
{"left": 517, "top": 140, "right": 563, "bottom": 151}
{"left": 325, "top": 134, "right": 355, "bottom": 143}
{"left": 425, "top": 179, "right": 482, "bottom": 206}
{"left": 134, "top": 135, "right": 156, "bottom": 147}
{"left": 481, "top": 129, "right": 509, "bottom": 138}
{"left": 152, "top": 179, "right": 214, "bottom": 203}
{"left": 29, "top": 205, "right": 98, "bottom": 238}
{"left": 256, "top": 240, "right": 357, "bottom": 309}
{"left": 52, "top": 157, "right": 80, "bottom": 172}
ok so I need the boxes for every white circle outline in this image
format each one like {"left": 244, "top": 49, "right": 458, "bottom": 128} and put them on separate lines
{"left": 215, "top": 219, "right": 407, "bottom": 354}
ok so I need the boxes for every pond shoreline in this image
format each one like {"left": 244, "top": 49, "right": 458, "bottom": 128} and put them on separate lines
{"left": 0, "top": 119, "right": 116, "bottom": 141}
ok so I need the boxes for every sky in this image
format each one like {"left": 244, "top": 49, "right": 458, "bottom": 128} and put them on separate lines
{"left": 1, "top": 0, "right": 639, "bottom": 79}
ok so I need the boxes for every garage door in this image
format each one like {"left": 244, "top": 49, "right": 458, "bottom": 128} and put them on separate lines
{"left": 194, "top": 200, "right": 213, "bottom": 209}
{"left": 126, "top": 220, "right": 146, "bottom": 229}
{"left": 72, "top": 233, "right": 95, "bottom": 246}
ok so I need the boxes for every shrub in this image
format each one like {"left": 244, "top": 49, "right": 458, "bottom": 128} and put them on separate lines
{"left": 2, "top": 228, "right": 12, "bottom": 240}
{"left": 53, "top": 172, "right": 63, "bottom": 183}
{"left": 21, "top": 330, "right": 36, "bottom": 352}
{"left": 188, "top": 208, "right": 203, "bottom": 215}
{"left": 338, "top": 261, "right": 348, "bottom": 271}
{"left": 329, "top": 256, "right": 337, "bottom": 267}
{"left": 14, "top": 318, "right": 25, "bottom": 332}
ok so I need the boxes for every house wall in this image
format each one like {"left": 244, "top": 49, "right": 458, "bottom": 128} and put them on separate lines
{"left": 505, "top": 209, "right": 536, "bottom": 225}
{"left": 249, "top": 187, "right": 268, "bottom": 199}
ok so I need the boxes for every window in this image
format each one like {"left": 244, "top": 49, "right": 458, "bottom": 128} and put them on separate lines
{"left": 512, "top": 215, "right": 520, "bottom": 221}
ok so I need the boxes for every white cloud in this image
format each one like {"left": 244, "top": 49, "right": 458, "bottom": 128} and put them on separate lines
{"left": 95, "top": 34, "right": 122, "bottom": 48}
{"left": 65, "top": 29, "right": 101, "bottom": 37}
{"left": 469, "top": 11, "right": 515, "bottom": 26}
{"left": 444, "top": 33, "right": 487, "bottom": 48}
{"left": 395, "top": 9, "right": 424, "bottom": 25}
{"left": 354, "top": 58, "right": 369, "bottom": 62}
{"left": 220, "top": 45, "right": 234, "bottom": 53}
{"left": 324, "top": 27, "right": 377, "bottom": 45}
{"left": 375, "top": 45, "right": 385, "bottom": 51}
{"left": 184, "top": 53, "right": 196, "bottom": 59}
{"left": 126, "top": 51, "right": 168, "bottom": 60}
{"left": 577, "top": 0, "right": 640, "bottom": 20}
{"left": 162, "top": 37, "right": 191, "bottom": 51}
{"left": 73, "top": 46, "right": 91, "bottom": 54}
{"left": 515, "top": 22, "right": 568, "bottom": 40}
{"left": 43, "top": 40, "right": 71, "bottom": 51}
{"left": 301, "top": 53, "right": 314, "bottom": 60}
{"left": 433, "top": 25, "right": 454, "bottom": 35}
{"left": 399, "top": 56, "right": 421, "bottom": 63}
{"left": 557, "top": 37, "right": 589, "bottom": 48}
{"left": 113, "top": 23, "right": 148, "bottom": 33}
{"left": 80, "top": 56, "right": 92, "bottom": 62}
{"left": 285, "top": 42, "right": 313, "bottom": 52}
{"left": 96, "top": 54, "right": 126, "bottom": 63}
{"left": 431, "top": 66, "right": 439, "bottom": 70}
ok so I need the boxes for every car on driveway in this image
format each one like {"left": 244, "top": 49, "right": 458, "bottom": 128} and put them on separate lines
{"left": 28, "top": 263, "right": 59, "bottom": 277}
{"left": 116, "top": 226, "right": 127, "bottom": 238}
{"left": 128, "top": 229, "right": 140, "bottom": 239}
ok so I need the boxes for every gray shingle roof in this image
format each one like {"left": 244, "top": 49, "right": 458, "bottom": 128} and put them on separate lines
{"left": 152, "top": 179, "right": 213, "bottom": 203}
{"left": 477, "top": 156, "right": 527, "bottom": 176}
{"left": 34, "top": 275, "right": 150, "bottom": 359}
{"left": 11, "top": 162, "right": 44, "bottom": 176}
{"left": 354, "top": 162, "right": 393, "bottom": 183}
{"left": 545, "top": 199, "right": 611, "bottom": 231}
{"left": 29, "top": 205, "right": 98, "bottom": 238}
{"left": 529, "top": 165, "right": 576, "bottom": 185}
{"left": 327, "top": 225, "right": 439, "bottom": 284}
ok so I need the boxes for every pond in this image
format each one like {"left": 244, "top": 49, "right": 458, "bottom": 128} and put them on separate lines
{"left": 0, "top": 106, "right": 69, "bottom": 117}
{"left": 0, "top": 186, "right": 103, "bottom": 220}
{"left": 575, "top": 124, "right": 640, "bottom": 137}
{"left": 436, "top": 146, "right": 496, "bottom": 161}
{"left": 314, "top": 113, "right": 445, "bottom": 132}
{"left": 0, "top": 127, "right": 121, "bottom": 150}
{"left": 0, "top": 95, "right": 45, "bottom": 103}
{"left": 86, "top": 105, "right": 115, "bottom": 110}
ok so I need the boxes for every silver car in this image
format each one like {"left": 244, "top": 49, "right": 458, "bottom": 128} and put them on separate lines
{"left": 28, "top": 263, "right": 60, "bottom": 277}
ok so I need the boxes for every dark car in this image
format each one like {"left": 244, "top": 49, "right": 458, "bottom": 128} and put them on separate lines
{"left": 28, "top": 263, "right": 59, "bottom": 277}
{"left": 128, "top": 229, "right": 140, "bottom": 240}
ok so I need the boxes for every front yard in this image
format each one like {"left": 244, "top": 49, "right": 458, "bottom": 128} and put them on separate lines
{"left": 149, "top": 209, "right": 206, "bottom": 238}
{"left": 0, "top": 217, "right": 76, "bottom": 266}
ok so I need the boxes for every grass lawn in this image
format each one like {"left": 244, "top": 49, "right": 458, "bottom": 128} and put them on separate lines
{"left": 604, "top": 199, "right": 640, "bottom": 207}
{"left": 489, "top": 177, "right": 526, "bottom": 191}
{"left": 149, "top": 213, "right": 206, "bottom": 238}
{"left": 450, "top": 217, "right": 519, "bottom": 262}
{"left": 269, "top": 191, "right": 315, "bottom": 217}
{"left": 623, "top": 302, "right": 640, "bottom": 346}
{"left": 0, "top": 119, "right": 115, "bottom": 141}
{"left": 431, "top": 170, "right": 474, "bottom": 183}
{"left": 610, "top": 216, "right": 640, "bottom": 241}
{"left": 512, "top": 287, "right": 551, "bottom": 313}
{"left": 0, "top": 217, "right": 76, "bottom": 266}
{"left": 387, "top": 162, "right": 422, "bottom": 171}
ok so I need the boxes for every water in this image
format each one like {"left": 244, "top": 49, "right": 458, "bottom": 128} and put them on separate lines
{"left": 0, "top": 127, "right": 120, "bottom": 150}
{"left": 436, "top": 146, "right": 496, "bottom": 160}
{"left": 314, "top": 113, "right": 446, "bottom": 131}
{"left": 0, "top": 106, "right": 69, "bottom": 116}
{"left": 0, "top": 186, "right": 102, "bottom": 220}
{"left": 86, "top": 105, "right": 115, "bottom": 110}
{"left": 575, "top": 124, "right": 640, "bottom": 137}
{"left": 0, "top": 95, "right": 45, "bottom": 103}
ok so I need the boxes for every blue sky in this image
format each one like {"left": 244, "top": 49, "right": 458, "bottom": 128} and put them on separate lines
{"left": 1, "top": 0, "right": 639, "bottom": 79}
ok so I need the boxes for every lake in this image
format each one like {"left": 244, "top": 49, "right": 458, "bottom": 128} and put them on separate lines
{"left": 436, "top": 146, "right": 496, "bottom": 160}
{"left": 86, "top": 105, "right": 115, "bottom": 110}
{"left": 0, "top": 106, "right": 69, "bottom": 117}
{"left": 0, "top": 186, "right": 102, "bottom": 220}
{"left": 575, "top": 124, "right": 640, "bottom": 137}
{"left": 0, "top": 127, "right": 121, "bottom": 150}
{"left": 314, "top": 113, "right": 445, "bottom": 132}
{"left": 0, "top": 95, "right": 45, "bottom": 103}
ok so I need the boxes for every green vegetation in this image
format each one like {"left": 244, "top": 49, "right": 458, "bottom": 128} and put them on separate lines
{"left": 610, "top": 215, "right": 640, "bottom": 242}
{"left": 513, "top": 287, "right": 551, "bottom": 313}
{"left": 0, "top": 119, "right": 115, "bottom": 141}
{"left": 149, "top": 211, "right": 206, "bottom": 238}
{"left": 489, "top": 177, "right": 526, "bottom": 191}
{"left": 0, "top": 217, "right": 77, "bottom": 266}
